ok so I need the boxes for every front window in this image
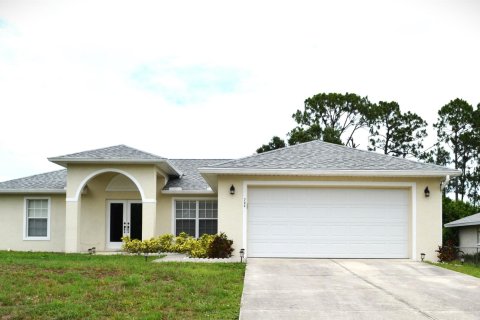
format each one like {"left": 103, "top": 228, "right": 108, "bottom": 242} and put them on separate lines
{"left": 175, "top": 200, "right": 218, "bottom": 237}
{"left": 25, "top": 198, "right": 50, "bottom": 240}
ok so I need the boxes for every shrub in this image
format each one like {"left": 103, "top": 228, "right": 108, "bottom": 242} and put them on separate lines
{"left": 122, "top": 232, "right": 234, "bottom": 258}
{"left": 208, "top": 233, "right": 234, "bottom": 258}
{"left": 158, "top": 233, "right": 174, "bottom": 252}
{"left": 122, "top": 237, "right": 143, "bottom": 254}
{"left": 189, "top": 234, "right": 215, "bottom": 258}
{"left": 172, "top": 232, "right": 193, "bottom": 253}
{"left": 436, "top": 239, "right": 459, "bottom": 262}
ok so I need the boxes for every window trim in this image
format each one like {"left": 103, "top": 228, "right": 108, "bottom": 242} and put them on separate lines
{"left": 172, "top": 198, "right": 218, "bottom": 238}
{"left": 23, "top": 197, "right": 51, "bottom": 241}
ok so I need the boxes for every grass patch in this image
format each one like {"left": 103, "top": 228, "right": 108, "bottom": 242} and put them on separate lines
{"left": 429, "top": 260, "right": 480, "bottom": 278}
{"left": 0, "top": 251, "right": 245, "bottom": 319}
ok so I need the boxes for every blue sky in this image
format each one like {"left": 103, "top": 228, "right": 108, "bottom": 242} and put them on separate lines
{"left": 131, "top": 62, "right": 245, "bottom": 105}
{"left": 0, "top": 0, "right": 479, "bottom": 181}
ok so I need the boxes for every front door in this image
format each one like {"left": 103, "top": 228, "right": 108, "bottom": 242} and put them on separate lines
{"left": 107, "top": 200, "right": 142, "bottom": 250}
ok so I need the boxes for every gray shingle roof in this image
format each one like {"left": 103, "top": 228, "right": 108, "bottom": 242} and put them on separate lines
{"left": 444, "top": 213, "right": 480, "bottom": 228}
{"left": 49, "top": 145, "right": 165, "bottom": 160}
{"left": 0, "top": 170, "right": 67, "bottom": 192}
{"left": 205, "top": 140, "right": 460, "bottom": 174}
{"left": 165, "top": 159, "right": 230, "bottom": 191}
{"left": 0, "top": 160, "right": 228, "bottom": 193}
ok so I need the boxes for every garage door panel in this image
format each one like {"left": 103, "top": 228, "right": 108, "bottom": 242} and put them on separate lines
{"left": 248, "top": 187, "right": 409, "bottom": 258}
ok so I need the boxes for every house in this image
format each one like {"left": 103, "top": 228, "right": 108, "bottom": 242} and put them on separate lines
{"left": 0, "top": 141, "right": 460, "bottom": 260}
{"left": 444, "top": 213, "right": 480, "bottom": 255}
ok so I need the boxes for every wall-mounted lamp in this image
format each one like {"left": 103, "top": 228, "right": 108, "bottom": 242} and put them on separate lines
{"left": 420, "top": 253, "right": 425, "bottom": 262}
{"left": 424, "top": 187, "right": 430, "bottom": 198}
{"left": 230, "top": 184, "right": 235, "bottom": 195}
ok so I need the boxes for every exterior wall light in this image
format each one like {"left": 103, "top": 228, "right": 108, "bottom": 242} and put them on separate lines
{"left": 230, "top": 185, "right": 235, "bottom": 195}
{"left": 420, "top": 253, "right": 425, "bottom": 262}
{"left": 424, "top": 187, "right": 430, "bottom": 198}
{"left": 240, "top": 248, "right": 245, "bottom": 263}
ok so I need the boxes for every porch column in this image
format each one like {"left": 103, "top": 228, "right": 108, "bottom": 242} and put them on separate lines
{"left": 142, "top": 201, "right": 156, "bottom": 240}
{"left": 65, "top": 200, "right": 81, "bottom": 252}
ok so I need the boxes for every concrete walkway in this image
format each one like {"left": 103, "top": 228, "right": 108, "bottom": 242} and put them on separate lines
{"left": 240, "top": 259, "right": 480, "bottom": 320}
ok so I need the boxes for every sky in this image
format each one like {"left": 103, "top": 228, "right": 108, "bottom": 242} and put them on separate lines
{"left": 0, "top": 0, "right": 479, "bottom": 182}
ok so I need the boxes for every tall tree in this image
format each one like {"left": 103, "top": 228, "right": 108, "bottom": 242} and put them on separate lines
{"left": 434, "top": 98, "right": 474, "bottom": 201}
{"left": 368, "top": 101, "right": 427, "bottom": 158}
{"left": 288, "top": 92, "right": 372, "bottom": 147}
{"left": 256, "top": 136, "right": 286, "bottom": 153}
{"left": 467, "top": 104, "right": 480, "bottom": 206}
{"left": 419, "top": 144, "right": 451, "bottom": 167}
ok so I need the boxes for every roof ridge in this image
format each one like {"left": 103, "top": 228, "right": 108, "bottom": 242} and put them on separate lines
{"left": 319, "top": 140, "right": 457, "bottom": 171}
{"left": 120, "top": 144, "right": 166, "bottom": 159}
{"left": 206, "top": 140, "right": 457, "bottom": 171}
{"left": 49, "top": 144, "right": 166, "bottom": 160}
{"left": 205, "top": 140, "right": 321, "bottom": 167}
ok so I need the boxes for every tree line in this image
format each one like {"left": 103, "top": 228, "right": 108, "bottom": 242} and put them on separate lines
{"left": 257, "top": 92, "right": 480, "bottom": 206}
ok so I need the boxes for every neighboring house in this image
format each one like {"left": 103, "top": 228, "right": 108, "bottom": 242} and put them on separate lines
{"left": 445, "top": 213, "right": 480, "bottom": 255}
{"left": 0, "top": 141, "right": 460, "bottom": 260}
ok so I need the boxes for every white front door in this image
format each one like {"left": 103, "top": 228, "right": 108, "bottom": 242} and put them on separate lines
{"left": 247, "top": 187, "right": 409, "bottom": 258}
{"left": 107, "top": 200, "right": 142, "bottom": 250}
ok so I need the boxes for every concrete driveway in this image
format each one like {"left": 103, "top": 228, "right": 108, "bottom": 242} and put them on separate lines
{"left": 240, "top": 259, "right": 480, "bottom": 320}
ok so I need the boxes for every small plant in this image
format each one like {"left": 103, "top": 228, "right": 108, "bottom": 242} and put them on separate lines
{"left": 436, "top": 239, "right": 459, "bottom": 262}
{"left": 208, "top": 233, "right": 234, "bottom": 258}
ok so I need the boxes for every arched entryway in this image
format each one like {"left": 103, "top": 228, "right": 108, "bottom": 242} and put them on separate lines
{"left": 65, "top": 166, "right": 158, "bottom": 252}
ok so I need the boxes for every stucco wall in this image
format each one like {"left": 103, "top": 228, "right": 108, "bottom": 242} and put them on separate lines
{"left": 217, "top": 175, "right": 444, "bottom": 261}
{"left": 0, "top": 170, "right": 445, "bottom": 259}
{"left": 0, "top": 194, "right": 66, "bottom": 251}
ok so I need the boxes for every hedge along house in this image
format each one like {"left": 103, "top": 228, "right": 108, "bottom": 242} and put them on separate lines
{"left": 0, "top": 142, "right": 459, "bottom": 260}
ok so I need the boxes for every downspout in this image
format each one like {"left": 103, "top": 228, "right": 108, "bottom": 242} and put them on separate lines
{"left": 441, "top": 175, "right": 450, "bottom": 191}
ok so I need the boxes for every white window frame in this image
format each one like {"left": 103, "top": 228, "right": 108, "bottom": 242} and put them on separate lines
{"left": 172, "top": 198, "right": 218, "bottom": 238}
{"left": 23, "top": 197, "right": 51, "bottom": 241}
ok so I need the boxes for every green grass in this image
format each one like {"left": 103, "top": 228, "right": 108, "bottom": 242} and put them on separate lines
{"left": 0, "top": 251, "right": 245, "bottom": 319}
{"left": 430, "top": 260, "right": 480, "bottom": 278}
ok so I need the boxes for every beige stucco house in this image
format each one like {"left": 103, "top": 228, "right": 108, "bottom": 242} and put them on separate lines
{"left": 0, "top": 141, "right": 460, "bottom": 260}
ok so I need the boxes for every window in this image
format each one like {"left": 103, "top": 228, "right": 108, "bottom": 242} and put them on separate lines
{"left": 175, "top": 200, "right": 218, "bottom": 237}
{"left": 24, "top": 198, "right": 50, "bottom": 240}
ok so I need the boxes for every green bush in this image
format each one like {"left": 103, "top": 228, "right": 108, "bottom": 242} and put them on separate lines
{"left": 189, "top": 234, "right": 215, "bottom": 258}
{"left": 443, "top": 197, "right": 478, "bottom": 244}
{"left": 122, "top": 233, "right": 234, "bottom": 258}
{"left": 121, "top": 237, "right": 143, "bottom": 254}
{"left": 158, "top": 233, "right": 174, "bottom": 252}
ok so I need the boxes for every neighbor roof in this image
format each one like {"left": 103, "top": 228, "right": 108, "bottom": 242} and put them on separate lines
{"left": 444, "top": 213, "right": 480, "bottom": 228}
{"left": 48, "top": 145, "right": 181, "bottom": 176}
{"left": 0, "top": 170, "right": 67, "bottom": 193}
{"left": 200, "top": 140, "right": 461, "bottom": 176}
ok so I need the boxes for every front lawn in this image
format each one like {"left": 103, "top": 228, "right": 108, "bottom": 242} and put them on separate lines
{"left": 0, "top": 251, "right": 245, "bottom": 319}
{"left": 430, "top": 261, "right": 480, "bottom": 279}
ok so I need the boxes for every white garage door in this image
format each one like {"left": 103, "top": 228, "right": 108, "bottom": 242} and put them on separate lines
{"left": 248, "top": 187, "right": 409, "bottom": 258}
